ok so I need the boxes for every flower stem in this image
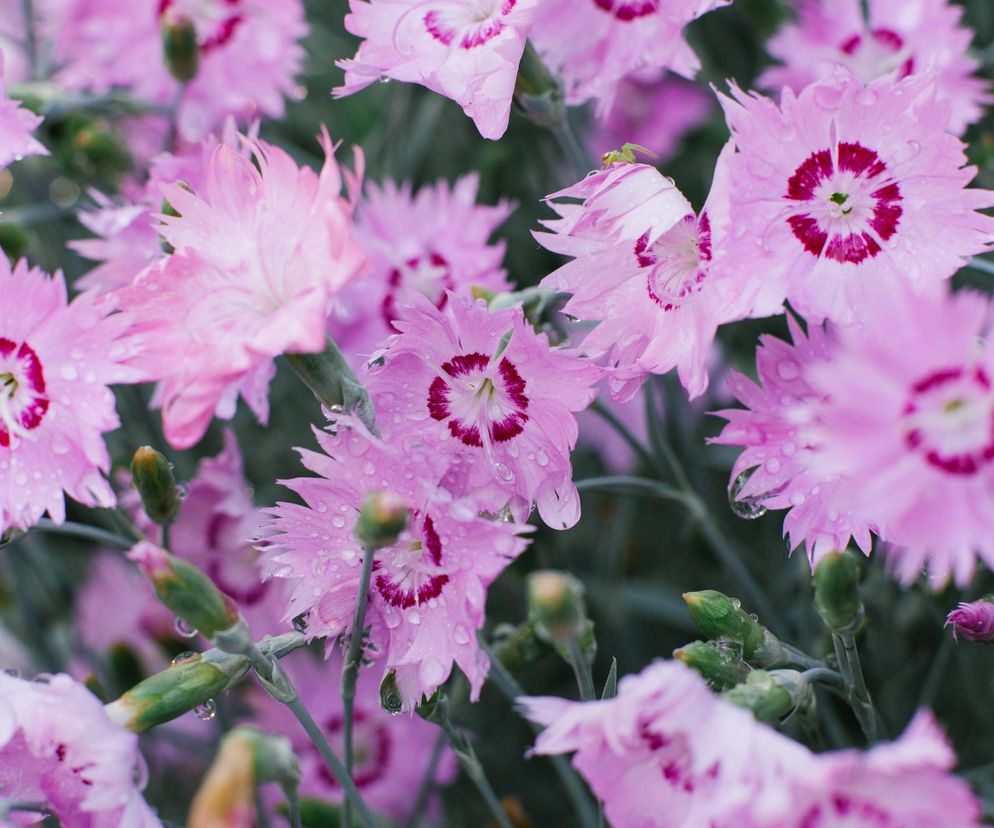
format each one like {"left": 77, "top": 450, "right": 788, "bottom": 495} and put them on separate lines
{"left": 575, "top": 475, "right": 694, "bottom": 509}
{"left": 831, "top": 627, "right": 879, "bottom": 743}
{"left": 29, "top": 519, "right": 134, "bottom": 549}
{"left": 566, "top": 639, "right": 596, "bottom": 701}
{"left": 340, "top": 545, "right": 377, "bottom": 828}
{"left": 800, "top": 667, "right": 844, "bottom": 690}
{"left": 285, "top": 788, "right": 302, "bottom": 828}
{"left": 587, "top": 400, "right": 660, "bottom": 475}
{"left": 21, "top": 0, "right": 38, "bottom": 80}
{"left": 402, "top": 731, "right": 447, "bottom": 828}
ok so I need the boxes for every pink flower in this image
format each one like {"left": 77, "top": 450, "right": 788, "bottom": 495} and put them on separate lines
{"left": 760, "top": 0, "right": 990, "bottom": 136}
{"left": 520, "top": 660, "right": 814, "bottom": 828}
{"left": 589, "top": 71, "right": 713, "bottom": 164}
{"left": 112, "top": 132, "right": 365, "bottom": 449}
{"left": 332, "top": 174, "right": 513, "bottom": 362}
{"left": 0, "top": 672, "right": 160, "bottom": 826}
{"left": 946, "top": 599, "right": 994, "bottom": 643}
{"left": 260, "top": 416, "right": 531, "bottom": 710}
{"left": 334, "top": 0, "right": 539, "bottom": 140}
{"left": 803, "top": 288, "right": 994, "bottom": 587}
{"left": 0, "top": 259, "right": 143, "bottom": 535}
{"left": 718, "top": 70, "right": 994, "bottom": 324}
{"left": 529, "top": 0, "right": 730, "bottom": 112}
{"left": 537, "top": 146, "right": 754, "bottom": 401}
{"left": 712, "top": 314, "right": 873, "bottom": 565}
{"left": 51, "top": 0, "right": 306, "bottom": 141}
{"left": 365, "top": 293, "right": 603, "bottom": 529}
{"left": 0, "top": 48, "right": 46, "bottom": 167}
{"left": 250, "top": 650, "right": 457, "bottom": 819}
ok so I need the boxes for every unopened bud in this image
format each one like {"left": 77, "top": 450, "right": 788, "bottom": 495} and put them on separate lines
{"left": 128, "top": 541, "right": 241, "bottom": 640}
{"left": 161, "top": 14, "right": 200, "bottom": 83}
{"left": 946, "top": 598, "right": 994, "bottom": 643}
{"left": 813, "top": 551, "right": 862, "bottom": 631}
{"left": 494, "top": 622, "right": 552, "bottom": 673}
{"left": 131, "top": 446, "right": 181, "bottom": 525}
{"left": 722, "top": 669, "right": 808, "bottom": 723}
{"left": 354, "top": 490, "right": 409, "bottom": 550}
{"left": 415, "top": 688, "right": 442, "bottom": 723}
{"left": 673, "top": 640, "right": 749, "bottom": 690}
{"left": 527, "top": 570, "right": 588, "bottom": 649}
{"left": 105, "top": 649, "right": 249, "bottom": 732}
{"left": 683, "top": 590, "right": 786, "bottom": 666}
{"left": 513, "top": 42, "right": 564, "bottom": 129}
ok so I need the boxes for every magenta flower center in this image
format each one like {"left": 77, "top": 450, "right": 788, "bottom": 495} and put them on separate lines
{"left": 902, "top": 365, "right": 994, "bottom": 476}
{"left": 636, "top": 212, "right": 712, "bottom": 311}
{"left": 382, "top": 252, "right": 452, "bottom": 330}
{"left": 0, "top": 338, "right": 49, "bottom": 448}
{"left": 374, "top": 513, "right": 451, "bottom": 608}
{"left": 427, "top": 351, "right": 529, "bottom": 447}
{"left": 838, "top": 28, "right": 914, "bottom": 83}
{"left": 423, "top": 0, "right": 516, "bottom": 49}
{"left": 592, "top": 0, "right": 658, "bottom": 21}
{"left": 784, "top": 141, "right": 903, "bottom": 265}
{"left": 158, "top": 0, "right": 244, "bottom": 52}
{"left": 313, "top": 710, "right": 391, "bottom": 789}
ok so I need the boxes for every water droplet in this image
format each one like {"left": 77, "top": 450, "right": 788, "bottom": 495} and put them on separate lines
{"left": 194, "top": 699, "right": 217, "bottom": 720}
{"left": 172, "top": 651, "right": 197, "bottom": 665}
{"left": 175, "top": 617, "right": 197, "bottom": 638}
{"left": 777, "top": 360, "right": 799, "bottom": 381}
{"left": 361, "top": 460, "right": 376, "bottom": 476}
{"left": 535, "top": 449, "right": 549, "bottom": 467}
{"left": 419, "top": 656, "right": 445, "bottom": 687}
{"left": 493, "top": 462, "right": 514, "bottom": 482}
{"left": 292, "top": 613, "right": 309, "bottom": 633}
{"left": 408, "top": 609, "right": 422, "bottom": 625}
{"left": 176, "top": 483, "right": 189, "bottom": 499}
{"left": 812, "top": 84, "right": 844, "bottom": 110}
{"left": 331, "top": 514, "right": 346, "bottom": 528}
{"left": 453, "top": 625, "right": 470, "bottom": 645}
{"left": 727, "top": 468, "right": 768, "bottom": 520}
{"left": 383, "top": 605, "right": 401, "bottom": 629}
{"left": 60, "top": 364, "right": 78, "bottom": 381}
{"left": 764, "top": 457, "right": 781, "bottom": 474}
{"left": 782, "top": 442, "right": 796, "bottom": 457}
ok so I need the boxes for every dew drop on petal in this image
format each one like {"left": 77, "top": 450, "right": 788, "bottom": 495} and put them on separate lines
{"left": 727, "top": 468, "right": 768, "bottom": 520}
{"left": 453, "top": 625, "right": 470, "bottom": 645}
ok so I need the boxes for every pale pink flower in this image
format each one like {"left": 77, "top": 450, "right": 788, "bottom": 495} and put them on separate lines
{"left": 0, "top": 49, "right": 46, "bottom": 167}
{"left": 946, "top": 599, "right": 994, "bottom": 643}
{"left": 589, "top": 71, "right": 713, "bottom": 164}
{"left": 537, "top": 145, "right": 756, "bottom": 401}
{"left": 260, "top": 416, "right": 531, "bottom": 710}
{"left": 0, "top": 672, "right": 160, "bottom": 826}
{"left": 365, "top": 293, "right": 603, "bottom": 529}
{"left": 332, "top": 174, "right": 513, "bottom": 361}
{"left": 335, "top": 0, "right": 539, "bottom": 140}
{"left": 718, "top": 70, "right": 994, "bottom": 324}
{"left": 760, "top": 0, "right": 990, "bottom": 135}
{"left": 0, "top": 259, "right": 143, "bottom": 535}
{"left": 51, "top": 0, "right": 306, "bottom": 141}
{"left": 529, "top": 0, "right": 730, "bottom": 112}
{"left": 712, "top": 314, "right": 873, "bottom": 565}
{"left": 250, "top": 650, "right": 457, "bottom": 819}
{"left": 803, "top": 288, "right": 994, "bottom": 587}
{"left": 520, "top": 660, "right": 814, "bottom": 828}
{"left": 112, "top": 132, "right": 365, "bottom": 450}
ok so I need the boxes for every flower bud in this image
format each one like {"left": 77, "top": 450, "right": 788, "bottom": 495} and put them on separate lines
{"left": 128, "top": 541, "right": 241, "bottom": 640}
{"left": 813, "top": 551, "right": 862, "bottom": 631}
{"left": 105, "top": 649, "right": 249, "bottom": 732}
{"left": 722, "top": 669, "right": 808, "bottom": 723}
{"left": 946, "top": 598, "right": 994, "bottom": 643}
{"left": 527, "top": 570, "right": 589, "bottom": 649}
{"left": 161, "top": 14, "right": 200, "bottom": 83}
{"left": 514, "top": 42, "right": 564, "bottom": 129}
{"left": 682, "top": 590, "right": 787, "bottom": 666}
{"left": 131, "top": 446, "right": 181, "bottom": 526}
{"left": 494, "top": 622, "right": 552, "bottom": 673}
{"left": 354, "top": 490, "right": 409, "bottom": 550}
{"left": 189, "top": 728, "right": 273, "bottom": 828}
{"left": 673, "top": 640, "right": 749, "bottom": 690}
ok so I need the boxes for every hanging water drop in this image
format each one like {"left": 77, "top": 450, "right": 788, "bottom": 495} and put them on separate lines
{"left": 727, "top": 468, "right": 768, "bottom": 520}
{"left": 493, "top": 462, "right": 514, "bottom": 482}
{"left": 176, "top": 483, "right": 189, "bottom": 499}
{"left": 194, "top": 699, "right": 217, "bottom": 720}
{"left": 172, "top": 651, "right": 197, "bottom": 665}
{"left": 292, "top": 612, "right": 309, "bottom": 633}
{"left": 175, "top": 617, "right": 197, "bottom": 638}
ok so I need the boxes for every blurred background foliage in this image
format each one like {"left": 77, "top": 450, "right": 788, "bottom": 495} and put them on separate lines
{"left": 3, "top": 0, "right": 994, "bottom": 824}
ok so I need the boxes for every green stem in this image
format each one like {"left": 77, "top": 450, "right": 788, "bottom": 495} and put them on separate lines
{"left": 340, "top": 546, "right": 377, "bottom": 828}
{"left": 800, "top": 667, "right": 844, "bottom": 690}
{"left": 832, "top": 628, "right": 879, "bottom": 743}
{"left": 588, "top": 400, "right": 660, "bottom": 474}
{"left": 285, "top": 788, "right": 303, "bottom": 828}
{"left": 966, "top": 256, "right": 994, "bottom": 277}
{"left": 566, "top": 639, "right": 596, "bottom": 702}
{"left": 21, "top": 0, "right": 38, "bottom": 80}
{"left": 29, "top": 519, "right": 134, "bottom": 549}
{"left": 285, "top": 338, "right": 377, "bottom": 435}
{"left": 161, "top": 523, "right": 171, "bottom": 552}
{"left": 918, "top": 632, "right": 955, "bottom": 709}
{"left": 551, "top": 116, "right": 591, "bottom": 182}
{"left": 402, "top": 732, "right": 447, "bottom": 828}
{"left": 781, "top": 644, "right": 825, "bottom": 671}
{"left": 575, "top": 475, "right": 693, "bottom": 508}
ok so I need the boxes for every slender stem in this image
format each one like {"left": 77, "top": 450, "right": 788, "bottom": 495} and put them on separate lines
{"left": 918, "top": 632, "right": 955, "bottom": 709}
{"left": 800, "top": 667, "right": 844, "bottom": 690}
{"left": 588, "top": 400, "right": 659, "bottom": 474}
{"left": 575, "top": 475, "right": 693, "bottom": 508}
{"left": 566, "top": 639, "right": 596, "bottom": 702}
{"left": 285, "top": 697, "right": 382, "bottom": 828}
{"left": 551, "top": 116, "right": 591, "bottom": 182}
{"left": 255, "top": 786, "right": 273, "bottom": 828}
{"left": 782, "top": 644, "right": 825, "bottom": 671}
{"left": 29, "top": 519, "right": 134, "bottom": 549}
{"left": 0, "top": 800, "right": 47, "bottom": 817}
{"left": 968, "top": 256, "right": 994, "bottom": 275}
{"left": 832, "top": 629, "right": 879, "bottom": 743}
{"left": 161, "top": 523, "right": 171, "bottom": 552}
{"left": 644, "top": 379, "right": 693, "bottom": 493}
{"left": 21, "top": 0, "right": 38, "bottom": 80}
{"left": 340, "top": 546, "right": 376, "bottom": 828}
{"left": 285, "top": 788, "right": 303, "bottom": 828}
{"left": 403, "top": 732, "right": 447, "bottom": 828}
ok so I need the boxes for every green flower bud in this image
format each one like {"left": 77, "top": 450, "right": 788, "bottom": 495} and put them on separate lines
{"left": 527, "top": 570, "right": 589, "bottom": 649}
{"left": 813, "top": 551, "right": 863, "bottom": 631}
{"left": 494, "top": 621, "right": 552, "bottom": 673}
{"left": 354, "top": 490, "right": 409, "bottom": 550}
{"left": 722, "top": 669, "right": 809, "bottom": 723}
{"left": 682, "top": 590, "right": 787, "bottom": 666}
{"left": 105, "top": 649, "right": 249, "bottom": 732}
{"left": 514, "top": 42, "right": 564, "bottom": 129}
{"left": 131, "top": 446, "right": 181, "bottom": 526}
{"left": 415, "top": 689, "right": 442, "bottom": 723}
{"left": 161, "top": 14, "right": 200, "bottom": 82}
{"left": 673, "top": 640, "right": 749, "bottom": 690}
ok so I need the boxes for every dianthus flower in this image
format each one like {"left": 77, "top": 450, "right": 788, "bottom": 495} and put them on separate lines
{"left": 760, "top": 0, "right": 989, "bottom": 135}
{"left": 529, "top": 0, "right": 729, "bottom": 112}
{"left": 718, "top": 70, "right": 994, "bottom": 324}
{"left": 0, "top": 672, "right": 160, "bottom": 826}
{"left": 712, "top": 314, "right": 873, "bottom": 565}
{"left": 365, "top": 293, "right": 602, "bottom": 529}
{"left": 112, "top": 132, "right": 365, "bottom": 450}
{"left": 333, "top": 174, "right": 512, "bottom": 360}
{"left": 52, "top": 0, "right": 306, "bottom": 141}
{"left": 537, "top": 147, "right": 759, "bottom": 401}
{"left": 251, "top": 650, "right": 457, "bottom": 819}
{"left": 335, "top": 0, "right": 539, "bottom": 140}
{"left": 946, "top": 599, "right": 994, "bottom": 643}
{"left": 0, "top": 49, "right": 45, "bottom": 167}
{"left": 0, "top": 259, "right": 143, "bottom": 535}
{"left": 260, "top": 416, "right": 530, "bottom": 710}
{"left": 589, "top": 71, "right": 713, "bottom": 164}
{"left": 520, "top": 660, "right": 814, "bottom": 828}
